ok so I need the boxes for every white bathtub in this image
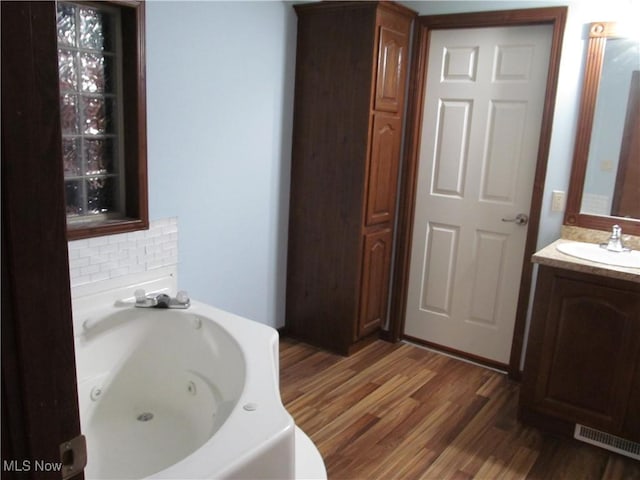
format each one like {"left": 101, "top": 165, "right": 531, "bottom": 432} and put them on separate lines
{"left": 72, "top": 273, "right": 325, "bottom": 479}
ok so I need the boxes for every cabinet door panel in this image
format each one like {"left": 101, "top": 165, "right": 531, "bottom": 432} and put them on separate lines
{"left": 359, "top": 229, "right": 393, "bottom": 337}
{"left": 533, "top": 272, "right": 640, "bottom": 432}
{"left": 375, "top": 26, "right": 408, "bottom": 113}
{"left": 622, "top": 359, "right": 640, "bottom": 442}
{"left": 366, "top": 114, "right": 402, "bottom": 226}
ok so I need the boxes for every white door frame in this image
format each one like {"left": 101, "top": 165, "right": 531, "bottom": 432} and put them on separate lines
{"left": 388, "top": 7, "right": 567, "bottom": 377}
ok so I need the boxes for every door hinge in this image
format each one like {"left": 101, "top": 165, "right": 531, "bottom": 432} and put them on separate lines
{"left": 59, "top": 434, "right": 87, "bottom": 479}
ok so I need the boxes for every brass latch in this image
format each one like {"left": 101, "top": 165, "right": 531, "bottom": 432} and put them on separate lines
{"left": 59, "top": 434, "right": 87, "bottom": 479}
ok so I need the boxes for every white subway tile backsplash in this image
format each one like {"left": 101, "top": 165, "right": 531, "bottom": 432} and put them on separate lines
{"left": 90, "top": 254, "right": 108, "bottom": 265}
{"left": 98, "top": 244, "right": 117, "bottom": 255}
{"left": 130, "top": 263, "right": 145, "bottom": 273}
{"left": 90, "top": 271, "right": 110, "bottom": 283}
{"left": 73, "top": 274, "right": 92, "bottom": 285}
{"left": 108, "top": 234, "right": 123, "bottom": 245}
{"left": 73, "top": 257, "right": 91, "bottom": 268}
{"left": 81, "top": 264, "right": 100, "bottom": 276}
{"left": 162, "top": 224, "right": 178, "bottom": 235}
{"left": 147, "top": 259, "right": 166, "bottom": 270}
{"left": 88, "top": 236, "right": 110, "bottom": 248}
{"left": 68, "top": 217, "right": 178, "bottom": 290}
{"left": 109, "top": 267, "right": 130, "bottom": 278}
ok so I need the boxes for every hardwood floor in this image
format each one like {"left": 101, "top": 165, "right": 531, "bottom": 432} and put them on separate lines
{"left": 280, "top": 338, "right": 640, "bottom": 479}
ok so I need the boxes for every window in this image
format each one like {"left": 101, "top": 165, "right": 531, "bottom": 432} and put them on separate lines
{"left": 56, "top": 1, "right": 147, "bottom": 240}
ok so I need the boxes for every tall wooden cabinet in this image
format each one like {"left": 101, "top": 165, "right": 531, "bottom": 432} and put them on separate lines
{"left": 285, "top": 1, "right": 415, "bottom": 355}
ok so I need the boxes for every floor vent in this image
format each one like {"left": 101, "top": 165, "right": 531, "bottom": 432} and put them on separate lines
{"left": 574, "top": 424, "right": 640, "bottom": 460}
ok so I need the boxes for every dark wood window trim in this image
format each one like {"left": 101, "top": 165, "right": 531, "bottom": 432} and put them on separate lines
{"left": 387, "top": 7, "right": 567, "bottom": 379}
{"left": 66, "top": 0, "right": 148, "bottom": 240}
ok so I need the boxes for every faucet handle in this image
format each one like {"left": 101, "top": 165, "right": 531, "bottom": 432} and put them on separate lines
{"left": 176, "top": 290, "right": 190, "bottom": 305}
{"left": 612, "top": 224, "right": 622, "bottom": 238}
{"left": 134, "top": 289, "right": 147, "bottom": 304}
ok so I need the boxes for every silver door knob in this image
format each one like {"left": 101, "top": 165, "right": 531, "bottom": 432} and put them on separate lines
{"left": 501, "top": 213, "right": 529, "bottom": 225}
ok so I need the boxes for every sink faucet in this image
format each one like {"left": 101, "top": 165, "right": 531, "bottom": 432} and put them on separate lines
{"left": 600, "top": 225, "right": 631, "bottom": 252}
{"left": 134, "top": 289, "right": 191, "bottom": 308}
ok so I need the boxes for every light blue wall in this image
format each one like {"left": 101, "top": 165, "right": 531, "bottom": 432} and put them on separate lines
{"left": 146, "top": 1, "right": 296, "bottom": 328}
{"left": 145, "top": 0, "right": 637, "bottom": 329}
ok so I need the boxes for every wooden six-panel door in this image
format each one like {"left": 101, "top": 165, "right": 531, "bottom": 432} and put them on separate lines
{"left": 403, "top": 25, "right": 553, "bottom": 364}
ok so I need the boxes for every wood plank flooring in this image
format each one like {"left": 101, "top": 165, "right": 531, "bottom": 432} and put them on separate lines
{"left": 280, "top": 338, "right": 640, "bottom": 479}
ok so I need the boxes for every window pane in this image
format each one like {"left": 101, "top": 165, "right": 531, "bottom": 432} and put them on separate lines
{"left": 60, "top": 94, "right": 79, "bottom": 134}
{"left": 86, "top": 177, "right": 116, "bottom": 214}
{"left": 81, "top": 53, "right": 113, "bottom": 93}
{"left": 81, "top": 96, "right": 115, "bottom": 135}
{"left": 79, "top": 7, "right": 113, "bottom": 51}
{"left": 65, "top": 180, "right": 84, "bottom": 216}
{"left": 85, "top": 139, "right": 115, "bottom": 175}
{"left": 57, "top": 3, "right": 76, "bottom": 48}
{"left": 58, "top": 50, "right": 78, "bottom": 92}
{"left": 63, "top": 138, "right": 81, "bottom": 177}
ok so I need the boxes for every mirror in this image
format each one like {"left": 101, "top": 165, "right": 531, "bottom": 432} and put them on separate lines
{"left": 565, "top": 22, "right": 640, "bottom": 235}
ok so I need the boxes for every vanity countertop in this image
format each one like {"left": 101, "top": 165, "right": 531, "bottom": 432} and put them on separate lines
{"left": 533, "top": 239, "right": 640, "bottom": 283}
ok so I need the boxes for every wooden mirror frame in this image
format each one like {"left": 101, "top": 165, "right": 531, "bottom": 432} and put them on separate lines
{"left": 564, "top": 22, "right": 640, "bottom": 236}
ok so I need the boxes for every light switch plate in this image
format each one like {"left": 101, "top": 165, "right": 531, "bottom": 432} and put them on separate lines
{"left": 551, "top": 190, "right": 566, "bottom": 212}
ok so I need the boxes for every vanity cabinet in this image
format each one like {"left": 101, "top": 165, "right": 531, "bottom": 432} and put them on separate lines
{"left": 285, "top": 1, "right": 415, "bottom": 354}
{"left": 520, "top": 265, "right": 640, "bottom": 442}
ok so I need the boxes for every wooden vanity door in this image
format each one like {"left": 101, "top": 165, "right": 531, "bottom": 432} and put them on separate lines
{"left": 622, "top": 360, "right": 640, "bottom": 441}
{"left": 528, "top": 268, "right": 640, "bottom": 434}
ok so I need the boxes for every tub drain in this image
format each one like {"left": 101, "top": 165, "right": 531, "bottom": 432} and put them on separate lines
{"left": 137, "top": 412, "right": 154, "bottom": 422}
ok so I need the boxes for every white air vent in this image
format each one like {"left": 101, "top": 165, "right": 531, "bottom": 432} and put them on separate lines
{"left": 574, "top": 424, "right": 640, "bottom": 460}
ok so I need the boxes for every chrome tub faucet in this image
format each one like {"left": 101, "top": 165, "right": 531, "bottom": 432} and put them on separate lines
{"left": 134, "top": 289, "right": 191, "bottom": 309}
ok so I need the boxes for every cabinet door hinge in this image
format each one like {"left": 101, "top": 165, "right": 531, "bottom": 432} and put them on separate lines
{"left": 59, "top": 434, "right": 87, "bottom": 479}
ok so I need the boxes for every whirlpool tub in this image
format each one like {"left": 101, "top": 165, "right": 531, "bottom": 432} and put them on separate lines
{"left": 72, "top": 273, "right": 325, "bottom": 479}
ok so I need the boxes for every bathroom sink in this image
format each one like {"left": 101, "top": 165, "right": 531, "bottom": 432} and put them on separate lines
{"left": 556, "top": 241, "right": 640, "bottom": 269}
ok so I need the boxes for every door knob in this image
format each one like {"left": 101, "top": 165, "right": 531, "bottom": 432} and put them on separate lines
{"left": 501, "top": 213, "right": 529, "bottom": 225}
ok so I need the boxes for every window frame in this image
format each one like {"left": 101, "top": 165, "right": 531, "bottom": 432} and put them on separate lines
{"left": 64, "top": 0, "right": 148, "bottom": 240}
